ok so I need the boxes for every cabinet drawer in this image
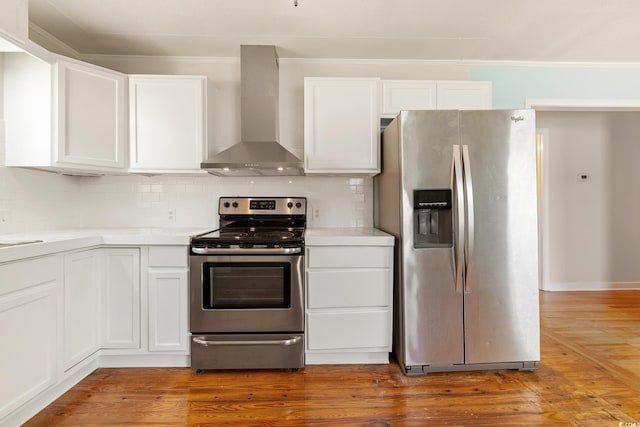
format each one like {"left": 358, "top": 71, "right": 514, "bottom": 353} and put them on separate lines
{"left": 307, "top": 246, "right": 390, "bottom": 269}
{"left": 307, "top": 310, "right": 391, "bottom": 350}
{"left": 148, "top": 246, "right": 188, "bottom": 268}
{"left": 307, "top": 270, "right": 389, "bottom": 308}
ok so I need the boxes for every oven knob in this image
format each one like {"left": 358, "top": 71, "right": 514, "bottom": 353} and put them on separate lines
{"left": 296, "top": 202, "right": 302, "bottom": 208}
{"left": 287, "top": 202, "right": 293, "bottom": 209}
{"left": 232, "top": 202, "right": 238, "bottom": 208}
{"left": 223, "top": 202, "right": 230, "bottom": 208}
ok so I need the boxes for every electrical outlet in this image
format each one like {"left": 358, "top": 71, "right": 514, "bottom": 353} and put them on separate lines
{"left": 167, "top": 208, "right": 176, "bottom": 222}
{"left": 312, "top": 207, "right": 320, "bottom": 220}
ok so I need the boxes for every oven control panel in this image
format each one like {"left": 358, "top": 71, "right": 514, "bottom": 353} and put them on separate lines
{"left": 219, "top": 197, "right": 307, "bottom": 215}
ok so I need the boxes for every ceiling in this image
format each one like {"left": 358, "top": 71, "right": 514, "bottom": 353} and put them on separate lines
{"left": 27, "top": 0, "right": 640, "bottom": 62}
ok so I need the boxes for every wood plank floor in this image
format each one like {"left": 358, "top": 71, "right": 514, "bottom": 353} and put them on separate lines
{"left": 24, "top": 291, "right": 640, "bottom": 426}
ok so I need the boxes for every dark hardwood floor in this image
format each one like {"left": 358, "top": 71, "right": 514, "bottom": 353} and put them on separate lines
{"left": 24, "top": 291, "right": 640, "bottom": 426}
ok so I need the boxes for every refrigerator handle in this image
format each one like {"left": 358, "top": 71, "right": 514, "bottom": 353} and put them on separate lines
{"left": 462, "top": 145, "right": 475, "bottom": 293}
{"left": 452, "top": 145, "right": 465, "bottom": 294}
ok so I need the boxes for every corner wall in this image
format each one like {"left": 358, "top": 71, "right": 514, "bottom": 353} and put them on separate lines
{"left": 538, "top": 111, "right": 640, "bottom": 291}
{"left": 470, "top": 64, "right": 640, "bottom": 109}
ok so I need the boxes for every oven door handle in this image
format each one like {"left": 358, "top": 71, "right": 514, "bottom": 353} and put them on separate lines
{"left": 192, "top": 336, "right": 302, "bottom": 347}
{"left": 191, "top": 247, "right": 302, "bottom": 255}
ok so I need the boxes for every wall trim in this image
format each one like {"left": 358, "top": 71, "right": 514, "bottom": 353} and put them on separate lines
{"left": 2, "top": 352, "right": 190, "bottom": 426}
{"left": 2, "top": 358, "right": 98, "bottom": 427}
{"left": 542, "top": 281, "right": 640, "bottom": 292}
{"left": 79, "top": 54, "right": 640, "bottom": 68}
{"left": 526, "top": 98, "right": 640, "bottom": 111}
{"left": 24, "top": 23, "right": 640, "bottom": 69}
{"left": 28, "top": 23, "right": 80, "bottom": 59}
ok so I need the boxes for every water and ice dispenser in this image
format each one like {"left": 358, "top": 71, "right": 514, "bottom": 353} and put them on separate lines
{"left": 413, "top": 189, "right": 453, "bottom": 248}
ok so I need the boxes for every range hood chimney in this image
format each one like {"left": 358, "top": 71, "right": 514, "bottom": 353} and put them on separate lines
{"left": 201, "top": 45, "right": 304, "bottom": 176}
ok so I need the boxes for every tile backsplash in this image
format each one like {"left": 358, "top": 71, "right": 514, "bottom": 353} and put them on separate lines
{"left": 0, "top": 168, "right": 373, "bottom": 234}
{"left": 77, "top": 174, "right": 373, "bottom": 230}
{"left": 0, "top": 117, "right": 373, "bottom": 234}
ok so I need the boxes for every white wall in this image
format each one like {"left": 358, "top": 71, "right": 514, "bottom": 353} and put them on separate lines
{"left": 539, "top": 111, "right": 640, "bottom": 290}
{"left": 0, "top": 115, "right": 83, "bottom": 233}
{"left": 610, "top": 113, "right": 640, "bottom": 283}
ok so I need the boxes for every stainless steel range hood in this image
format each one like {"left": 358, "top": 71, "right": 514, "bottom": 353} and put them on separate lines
{"left": 201, "top": 45, "right": 304, "bottom": 176}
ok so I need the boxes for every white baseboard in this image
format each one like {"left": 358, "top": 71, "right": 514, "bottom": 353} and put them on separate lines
{"left": 1, "top": 359, "right": 98, "bottom": 427}
{"left": 1, "top": 353, "right": 190, "bottom": 427}
{"left": 541, "top": 281, "right": 640, "bottom": 291}
{"left": 98, "top": 354, "right": 190, "bottom": 368}
{"left": 305, "top": 351, "right": 389, "bottom": 365}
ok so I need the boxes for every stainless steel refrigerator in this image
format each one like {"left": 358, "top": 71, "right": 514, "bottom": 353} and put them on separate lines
{"left": 377, "top": 109, "right": 540, "bottom": 375}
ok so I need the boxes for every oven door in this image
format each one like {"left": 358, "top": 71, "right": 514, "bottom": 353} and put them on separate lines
{"left": 189, "top": 253, "right": 304, "bottom": 333}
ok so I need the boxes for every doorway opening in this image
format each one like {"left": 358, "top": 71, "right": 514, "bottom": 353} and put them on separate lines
{"left": 527, "top": 99, "right": 640, "bottom": 291}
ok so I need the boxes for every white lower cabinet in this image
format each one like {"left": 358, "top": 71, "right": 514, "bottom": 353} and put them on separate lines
{"left": 102, "top": 248, "right": 140, "bottom": 349}
{"left": 63, "top": 250, "right": 101, "bottom": 370}
{"left": 0, "top": 244, "right": 191, "bottom": 425}
{"left": 305, "top": 243, "right": 393, "bottom": 364}
{"left": 0, "top": 256, "right": 61, "bottom": 421}
{"left": 146, "top": 246, "right": 189, "bottom": 353}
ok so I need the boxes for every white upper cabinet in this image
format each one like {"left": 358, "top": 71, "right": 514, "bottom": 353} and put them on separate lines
{"left": 381, "top": 80, "right": 437, "bottom": 116}
{"left": 304, "top": 77, "right": 380, "bottom": 175}
{"left": 129, "top": 75, "right": 207, "bottom": 174}
{"left": 0, "top": 0, "right": 28, "bottom": 46}
{"left": 435, "top": 81, "right": 492, "bottom": 110}
{"left": 3, "top": 53, "right": 128, "bottom": 174}
{"left": 303, "top": 78, "right": 491, "bottom": 175}
{"left": 381, "top": 80, "right": 492, "bottom": 117}
{"left": 55, "top": 59, "right": 127, "bottom": 170}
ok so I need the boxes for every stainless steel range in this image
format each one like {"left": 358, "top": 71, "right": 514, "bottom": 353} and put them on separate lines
{"left": 189, "top": 197, "right": 306, "bottom": 372}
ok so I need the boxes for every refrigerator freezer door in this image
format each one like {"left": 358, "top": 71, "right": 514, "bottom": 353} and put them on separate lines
{"left": 398, "top": 110, "right": 464, "bottom": 367}
{"left": 460, "top": 110, "right": 540, "bottom": 364}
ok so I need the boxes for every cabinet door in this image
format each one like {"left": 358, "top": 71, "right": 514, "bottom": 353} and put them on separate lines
{"left": 307, "top": 310, "right": 391, "bottom": 350}
{"left": 0, "top": 257, "right": 59, "bottom": 420}
{"left": 102, "top": 249, "right": 140, "bottom": 349}
{"left": 0, "top": 0, "right": 28, "bottom": 46}
{"left": 381, "top": 80, "right": 437, "bottom": 117}
{"left": 304, "top": 78, "right": 380, "bottom": 174}
{"left": 129, "top": 76, "right": 206, "bottom": 172}
{"left": 55, "top": 59, "right": 127, "bottom": 169}
{"left": 436, "top": 81, "right": 492, "bottom": 110}
{"left": 3, "top": 53, "right": 53, "bottom": 167}
{"left": 148, "top": 270, "right": 188, "bottom": 352}
{"left": 63, "top": 250, "right": 101, "bottom": 370}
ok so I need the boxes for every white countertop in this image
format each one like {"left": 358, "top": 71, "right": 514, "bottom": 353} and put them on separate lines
{"left": 305, "top": 227, "right": 394, "bottom": 246}
{"left": 0, "top": 227, "right": 395, "bottom": 264}
{"left": 0, "top": 228, "right": 210, "bottom": 264}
